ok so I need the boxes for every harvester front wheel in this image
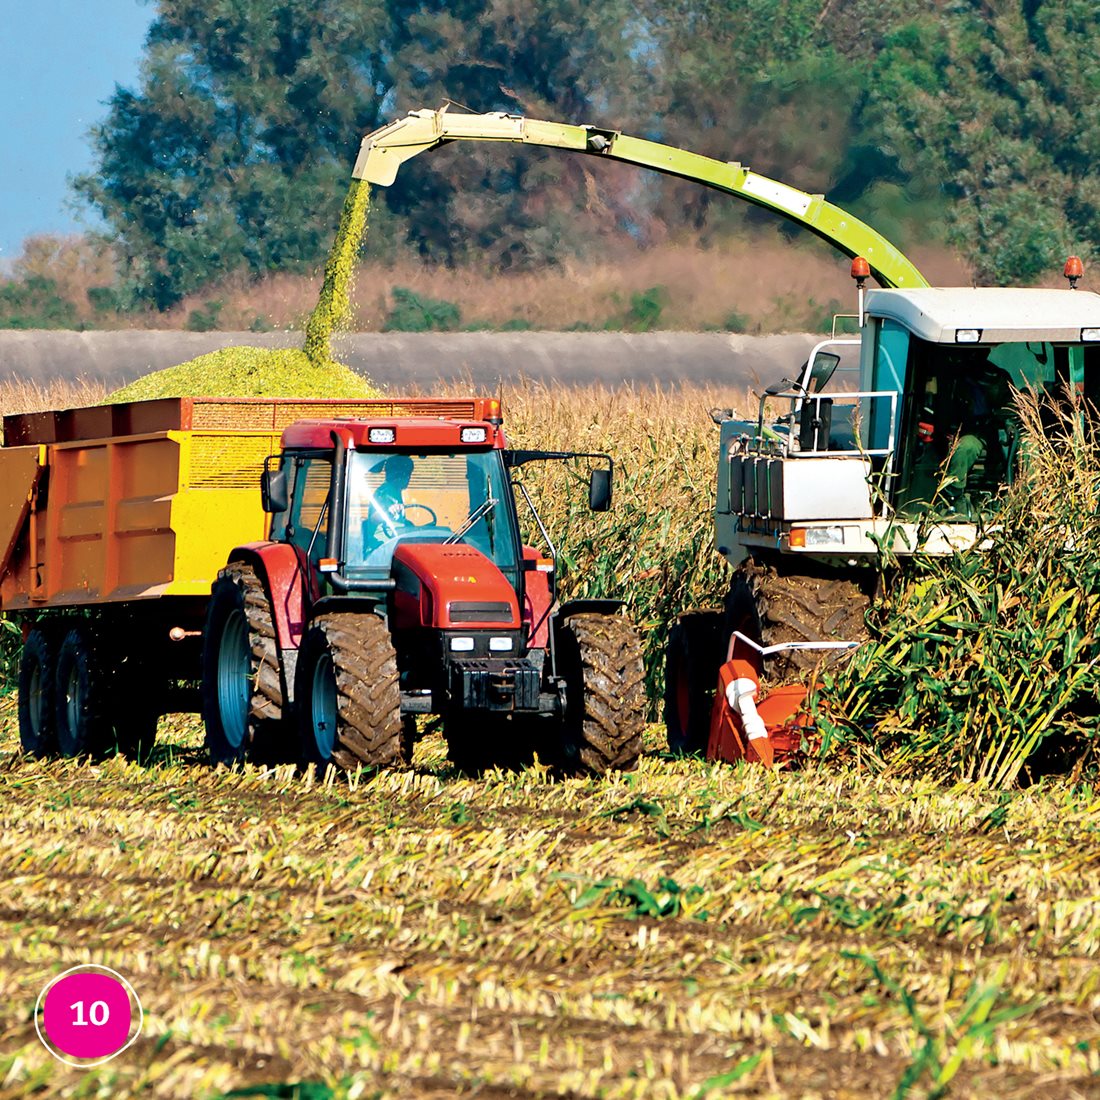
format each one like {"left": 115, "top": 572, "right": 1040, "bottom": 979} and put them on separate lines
{"left": 202, "top": 565, "right": 284, "bottom": 766}
{"left": 18, "top": 626, "right": 57, "bottom": 757}
{"left": 295, "top": 613, "right": 405, "bottom": 773}
{"left": 556, "top": 613, "right": 645, "bottom": 775}
{"left": 55, "top": 626, "right": 111, "bottom": 758}
{"left": 663, "top": 609, "right": 723, "bottom": 755}
{"left": 741, "top": 559, "right": 872, "bottom": 682}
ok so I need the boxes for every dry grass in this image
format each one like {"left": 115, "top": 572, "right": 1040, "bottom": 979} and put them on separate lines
{"left": 151, "top": 239, "right": 971, "bottom": 335}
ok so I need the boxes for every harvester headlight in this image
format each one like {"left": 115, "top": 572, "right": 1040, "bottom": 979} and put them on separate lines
{"left": 460, "top": 426, "right": 488, "bottom": 443}
{"left": 489, "top": 637, "right": 513, "bottom": 652}
{"left": 450, "top": 637, "right": 475, "bottom": 652}
{"left": 955, "top": 329, "right": 982, "bottom": 343}
{"left": 790, "top": 526, "right": 845, "bottom": 548}
{"left": 1082, "top": 328, "right": 1100, "bottom": 342}
{"left": 368, "top": 427, "right": 396, "bottom": 444}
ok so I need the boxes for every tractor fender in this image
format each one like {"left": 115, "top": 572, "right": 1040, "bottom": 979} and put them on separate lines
{"left": 225, "top": 542, "right": 309, "bottom": 652}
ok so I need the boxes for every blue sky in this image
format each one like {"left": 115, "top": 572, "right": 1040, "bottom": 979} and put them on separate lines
{"left": 0, "top": 2, "right": 154, "bottom": 266}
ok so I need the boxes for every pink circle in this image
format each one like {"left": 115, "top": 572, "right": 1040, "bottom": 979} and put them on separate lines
{"left": 42, "top": 972, "right": 134, "bottom": 1059}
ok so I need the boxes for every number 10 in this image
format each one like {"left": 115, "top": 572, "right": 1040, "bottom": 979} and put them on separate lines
{"left": 71, "top": 1000, "right": 109, "bottom": 1026}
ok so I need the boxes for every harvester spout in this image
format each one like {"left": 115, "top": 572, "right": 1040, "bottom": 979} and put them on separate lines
{"left": 353, "top": 105, "right": 930, "bottom": 289}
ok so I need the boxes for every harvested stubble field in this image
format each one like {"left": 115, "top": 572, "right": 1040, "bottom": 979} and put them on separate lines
{"left": 2, "top": 379, "right": 1100, "bottom": 1098}
{"left": 2, "top": 714, "right": 1099, "bottom": 1099}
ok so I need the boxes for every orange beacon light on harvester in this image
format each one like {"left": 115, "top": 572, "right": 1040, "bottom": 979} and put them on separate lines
{"left": 707, "top": 632, "right": 859, "bottom": 768}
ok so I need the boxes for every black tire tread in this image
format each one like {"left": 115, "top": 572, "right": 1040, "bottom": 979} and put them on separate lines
{"left": 561, "top": 613, "right": 646, "bottom": 774}
{"left": 739, "top": 559, "right": 872, "bottom": 680}
{"left": 311, "top": 612, "right": 404, "bottom": 771}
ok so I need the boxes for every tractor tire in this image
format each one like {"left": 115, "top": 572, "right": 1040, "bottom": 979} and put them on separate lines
{"left": 202, "top": 564, "right": 284, "bottom": 766}
{"left": 295, "top": 613, "right": 405, "bottom": 772}
{"left": 556, "top": 613, "right": 646, "bottom": 775}
{"left": 663, "top": 609, "right": 724, "bottom": 755}
{"left": 740, "top": 559, "right": 872, "bottom": 682}
{"left": 55, "top": 625, "right": 112, "bottom": 758}
{"left": 18, "top": 626, "right": 57, "bottom": 757}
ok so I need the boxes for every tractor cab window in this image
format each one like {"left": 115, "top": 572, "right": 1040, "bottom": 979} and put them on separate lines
{"left": 344, "top": 450, "right": 518, "bottom": 580}
{"left": 272, "top": 454, "right": 332, "bottom": 563}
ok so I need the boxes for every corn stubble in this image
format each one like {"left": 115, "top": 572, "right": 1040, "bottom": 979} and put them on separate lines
{"left": 2, "top": 384, "right": 1100, "bottom": 1096}
{"left": 0, "top": 717, "right": 1098, "bottom": 1099}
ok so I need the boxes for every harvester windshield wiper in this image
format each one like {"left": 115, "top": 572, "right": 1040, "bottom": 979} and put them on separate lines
{"left": 444, "top": 497, "right": 497, "bottom": 545}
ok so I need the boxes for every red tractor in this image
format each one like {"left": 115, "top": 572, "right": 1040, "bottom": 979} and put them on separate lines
{"left": 201, "top": 397, "right": 645, "bottom": 775}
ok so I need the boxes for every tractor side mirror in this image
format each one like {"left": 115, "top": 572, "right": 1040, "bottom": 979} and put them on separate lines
{"left": 261, "top": 468, "right": 289, "bottom": 513}
{"left": 589, "top": 467, "right": 612, "bottom": 512}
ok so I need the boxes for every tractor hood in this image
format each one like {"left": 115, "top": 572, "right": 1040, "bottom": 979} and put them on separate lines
{"left": 390, "top": 542, "right": 521, "bottom": 630}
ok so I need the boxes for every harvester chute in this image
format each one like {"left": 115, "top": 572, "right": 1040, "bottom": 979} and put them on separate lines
{"left": 354, "top": 106, "right": 930, "bottom": 291}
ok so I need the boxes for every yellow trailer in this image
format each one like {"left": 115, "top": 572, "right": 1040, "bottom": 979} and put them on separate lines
{"left": 0, "top": 394, "right": 476, "bottom": 759}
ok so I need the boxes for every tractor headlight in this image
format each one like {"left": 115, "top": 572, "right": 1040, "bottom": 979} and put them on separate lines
{"left": 1082, "top": 328, "right": 1100, "bottom": 342}
{"left": 449, "top": 637, "right": 475, "bottom": 652}
{"left": 955, "top": 329, "right": 982, "bottom": 343}
{"left": 460, "top": 426, "right": 488, "bottom": 443}
{"left": 489, "top": 637, "right": 513, "bottom": 652}
{"left": 368, "top": 427, "right": 396, "bottom": 444}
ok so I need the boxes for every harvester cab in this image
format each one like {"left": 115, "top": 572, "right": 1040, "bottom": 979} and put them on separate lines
{"left": 715, "top": 280, "right": 1100, "bottom": 572}
{"left": 205, "top": 398, "right": 646, "bottom": 776}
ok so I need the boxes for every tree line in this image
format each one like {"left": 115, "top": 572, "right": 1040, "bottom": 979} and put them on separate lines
{"left": 72, "top": 0, "right": 1100, "bottom": 309}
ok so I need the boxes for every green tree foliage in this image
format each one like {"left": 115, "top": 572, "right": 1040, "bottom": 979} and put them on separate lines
{"left": 365, "top": 0, "right": 652, "bottom": 269}
{"left": 73, "top": 0, "right": 1099, "bottom": 305}
{"left": 74, "top": 1, "right": 391, "bottom": 308}
{"left": 866, "top": 1, "right": 1100, "bottom": 284}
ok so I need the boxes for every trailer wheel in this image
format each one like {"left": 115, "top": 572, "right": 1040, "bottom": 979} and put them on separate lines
{"left": 18, "top": 627, "right": 57, "bottom": 757}
{"left": 556, "top": 613, "right": 645, "bottom": 775}
{"left": 55, "top": 626, "right": 110, "bottom": 758}
{"left": 295, "top": 613, "right": 405, "bottom": 772}
{"left": 202, "top": 565, "right": 283, "bottom": 765}
{"left": 663, "top": 609, "right": 723, "bottom": 755}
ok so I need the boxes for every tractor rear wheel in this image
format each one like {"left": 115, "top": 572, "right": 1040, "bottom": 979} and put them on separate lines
{"left": 740, "top": 558, "right": 872, "bottom": 682}
{"left": 556, "top": 613, "right": 645, "bottom": 775}
{"left": 18, "top": 626, "right": 57, "bottom": 757}
{"left": 202, "top": 564, "right": 284, "bottom": 765}
{"left": 55, "top": 625, "right": 111, "bottom": 758}
{"left": 295, "top": 613, "right": 405, "bottom": 772}
{"left": 663, "top": 610, "right": 723, "bottom": 755}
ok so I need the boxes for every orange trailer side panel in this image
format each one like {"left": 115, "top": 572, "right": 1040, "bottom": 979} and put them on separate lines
{"left": 0, "top": 430, "right": 274, "bottom": 610}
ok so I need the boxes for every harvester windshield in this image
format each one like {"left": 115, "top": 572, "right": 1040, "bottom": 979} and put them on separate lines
{"left": 344, "top": 451, "right": 519, "bottom": 579}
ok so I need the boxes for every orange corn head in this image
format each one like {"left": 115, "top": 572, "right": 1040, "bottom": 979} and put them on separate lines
{"left": 704, "top": 632, "right": 854, "bottom": 768}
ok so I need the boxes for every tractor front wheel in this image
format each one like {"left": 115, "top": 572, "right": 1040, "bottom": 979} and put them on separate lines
{"left": 295, "top": 613, "right": 405, "bottom": 772}
{"left": 202, "top": 564, "right": 284, "bottom": 765}
{"left": 556, "top": 613, "right": 645, "bottom": 775}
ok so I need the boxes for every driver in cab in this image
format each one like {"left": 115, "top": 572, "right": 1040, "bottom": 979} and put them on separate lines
{"left": 366, "top": 454, "right": 414, "bottom": 544}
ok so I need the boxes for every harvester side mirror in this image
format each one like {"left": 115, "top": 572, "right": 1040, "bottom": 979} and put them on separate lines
{"left": 589, "top": 467, "right": 612, "bottom": 512}
{"left": 261, "top": 468, "right": 289, "bottom": 513}
{"left": 764, "top": 377, "right": 798, "bottom": 396}
{"left": 808, "top": 351, "right": 841, "bottom": 393}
